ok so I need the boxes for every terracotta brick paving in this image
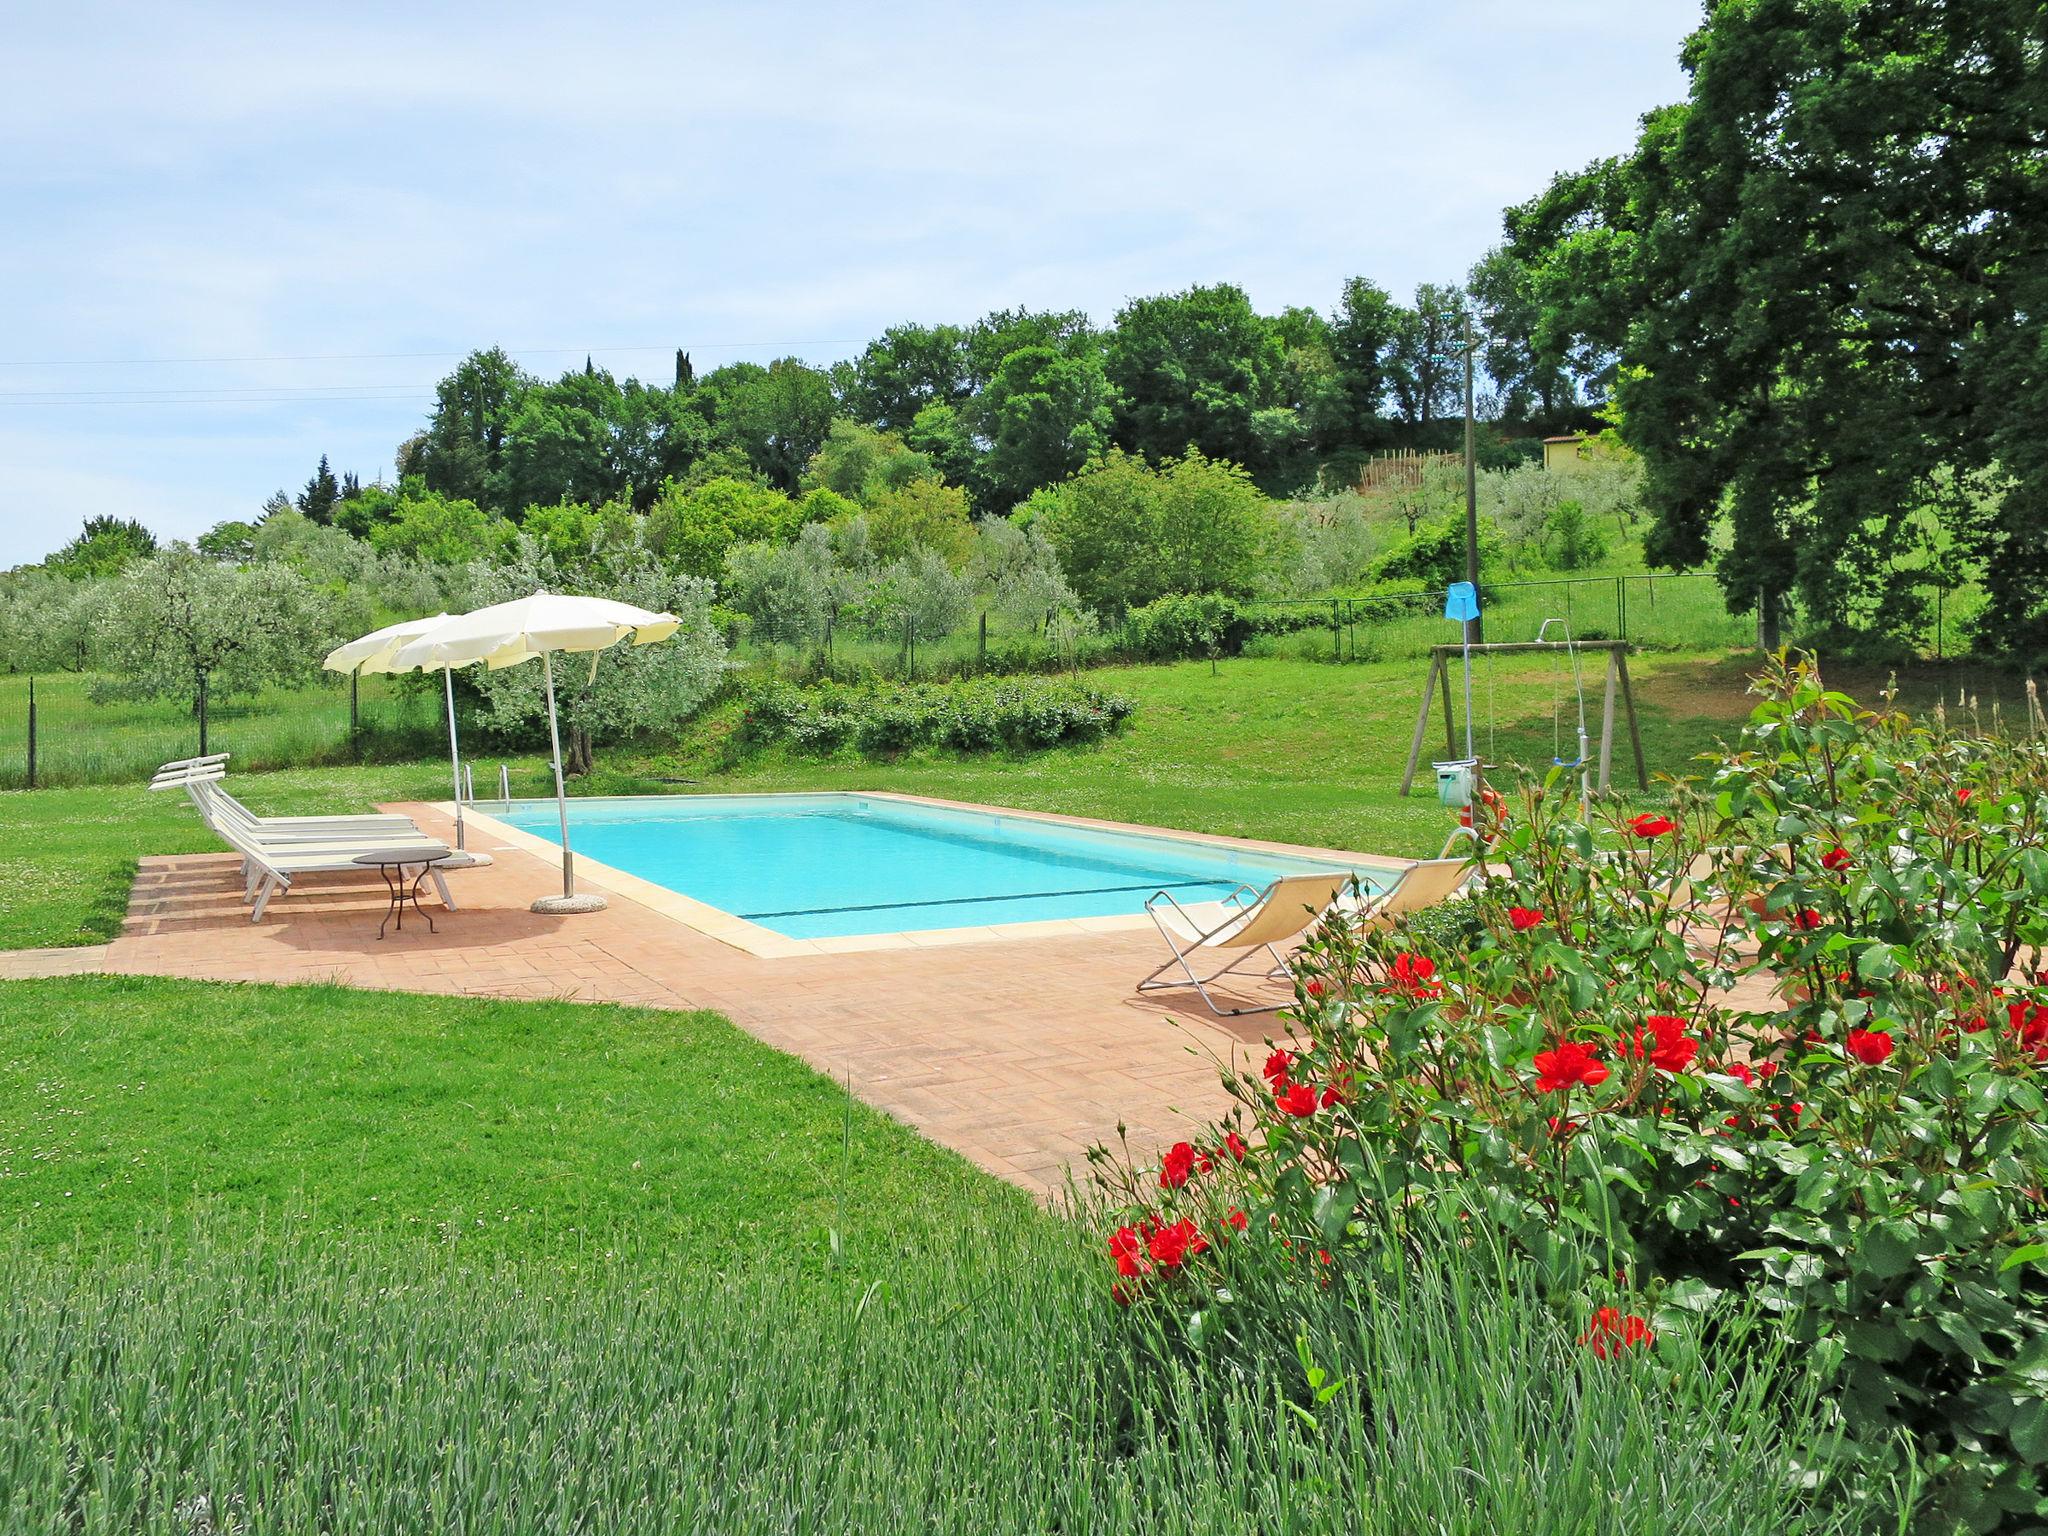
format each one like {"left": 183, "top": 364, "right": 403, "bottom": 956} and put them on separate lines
{"left": 0, "top": 802, "right": 1789, "bottom": 1195}
{"left": 0, "top": 803, "right": 1291, "bottom": 1195}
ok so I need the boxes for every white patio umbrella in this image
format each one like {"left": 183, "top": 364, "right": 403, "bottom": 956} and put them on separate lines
{"left": 389, "top": 591, "right": 679, "bottom": 914}
{"left": 323, "top": 613, "right": 478, "bottom": 851}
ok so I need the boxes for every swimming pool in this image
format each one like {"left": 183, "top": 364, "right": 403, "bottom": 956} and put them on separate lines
{"left": 484, "top": 793, "right": 1385, "bottom": 942}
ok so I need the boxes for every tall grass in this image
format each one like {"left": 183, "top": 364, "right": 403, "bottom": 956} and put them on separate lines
{"left": 0, "top": 1210, "right": 1861, "bottom": 1534}
{"left": 0, "top": 670, "right": 442, "bottom": 790}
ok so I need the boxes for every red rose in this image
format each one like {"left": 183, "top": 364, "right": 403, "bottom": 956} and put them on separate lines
{"left": 1792, "top": 908, "right": 1822, "bottom": 931}
{"left": 1385, "top": 952, "right": 1442, "bottom": 998}
{"left": 1274, "top": 1080, "right": 1320, "bottom": 1117}
{"left": 1533, "top": 1040, "right": 1609, "bottom": 1093}
{"left": 1821, "top": 845, "right": 1852, "bottom": 872}
{"left": 1158, "top": 1141, "right": 1197, "bottom": 1189}
{"left": 1622, "top": 1014, "right": 1698, "bottom": 1074}
{"left": 1508, "top": 906, "right": 1544, "bottom": 931}
{"left": 1224, "top": 1207, "right": 1248, "bottom": 1232}
{"left": 1223, "top": 1130, "right": 1250, "bottom": 1162}
{"left": 1627, "top": 813, "right": 1675, "bottom": 838}
{"left": 1262, "top": 1048, "right": 1295, "bottom": 1087}
{"left": 1723, "top": 1061, "right": 1755, "bottom": 1086}
{"left": 1957, "top": 787, "right": 1974, "bottom": 805}
{"left": 2008, "top": 1000, "right": 2048, "bottom": 1061}
{"left": 1579, "top": 1307, "right": 1655, "bottom": 1359}
{"left": 1109, "top": 1225, "right": 1149, "bottom": 1279}
{"left": 1146, "top": 1217, "right": 1207, "bottom": 1270}
{"left": 1845, "top": 1027, "right": 1894, "bottom": 1065}
{"left": 1305, "top": 978, "right": 1326, "bottom": 1000}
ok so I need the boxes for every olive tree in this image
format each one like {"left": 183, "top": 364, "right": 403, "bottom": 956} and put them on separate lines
{"left": 458, "top": 536, "right": 727, "bottom": 774}
{"left": 87, "top": 547, "right": 336, "bottom": 754}
{"left": 855, "top": 549, "right": 971, "bottom": 677}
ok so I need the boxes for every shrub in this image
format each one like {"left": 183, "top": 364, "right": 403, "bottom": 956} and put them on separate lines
{"left": 1121, "top": 594, "right": 1254, "bottom": 661}
{"left": 735, "top": 676, "right": 1134, "bottom": 757}
{"left": 1094, "top": 657, "right": 2048, "bottom": 1532}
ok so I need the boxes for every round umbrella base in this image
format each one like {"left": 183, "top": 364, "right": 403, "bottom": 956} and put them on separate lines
{"left": 532, "top": 893, "right": 608, "bottom": 915}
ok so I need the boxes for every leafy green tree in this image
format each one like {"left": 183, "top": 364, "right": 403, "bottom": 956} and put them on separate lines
{"left": 1152, "top": 450, "right": 1274, "bottom": 600}
{"left": 295, "top": 455, "right": 341, "bottom": 525}
{"left": 501, "top": 368, "right": 627, "bottom": 512}
{"left": 1028, "top": 452, "right": 1162, "bottom": 618}
{"left": 645, "top": 475, "right": 801, "bottom": 579}
{"left": 1105, "top": 284, "right": 1283, "bottom": 469}
{"left": 0, "top": 569, "right": 97, "bottom": 672}
{"left": 903, "top": 402, "right": 988, "bottom": 508}
{"left": 847, "top": 323, "right": 970, "bottom": 431}
{"left": 1387, "top": 284, "right": 1471, "bottom": 430}
{"left": 368, "top": 487, "right": 512, "bottom": 566}
{"left": 979, "top": 344, "right": 1113, "bottom": 510}
{"left": 412, "top": 347, "right": 534, "bottom": 512}
{"left": 196, "top": 520, "right": 260, "bottom": 563}
{"left": 856, "top": 549, "right": 972, "bottom": 677}
{"left": 863, "top": 476, "right": 974, "bottom": 566}
{"left": 458, "top": 536, "right": 726, "bottom": 774}
{"left": 1505, "top": 1, "right": 2048, "bottom": 649}
{"left": 611, "top": 381, "right": 712, "bottom": 508}
{"left": 1033, "top": 448, "right": 1274, "bottom": 617}
{"left": 714, "top": 358, "right": 840, "bottom": 492}
{"left": 1466, "top": 246, "right": 1583, "bottom": 428}
{"left": 963, "top": 307, "right": 1096, "bottom": 390}
{"left": 45, "top": 516, "right": 157, "bottom": 578}
{"left": 802, "top": 420, "right": 934, "bottom": 503}
{"left": 86, "top": 548, "right": 334, "bottom": 755}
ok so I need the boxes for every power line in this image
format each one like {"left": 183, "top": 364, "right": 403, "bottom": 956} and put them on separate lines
{"left": 0, "top": 338, "right": 872, "bottom": 368}
{"left": 0, "top": 393, "right": 436, "bottom": 408}
{"left": 0, "top": 382, "right": 436, "bottom": 399}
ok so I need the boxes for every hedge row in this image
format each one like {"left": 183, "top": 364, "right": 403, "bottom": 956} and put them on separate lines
{"left": 736, "top": 677, "right": 1136, "bottom": 756}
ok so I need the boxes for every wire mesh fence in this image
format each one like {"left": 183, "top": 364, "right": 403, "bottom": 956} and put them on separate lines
{"left": 0, "top": 571, "right": 1992, "bottom": 790}
{"left": 0, "top": 671, "right": 444, "bottom": 791}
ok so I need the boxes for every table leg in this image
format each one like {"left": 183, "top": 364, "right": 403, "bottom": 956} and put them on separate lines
{"left": 377, "top": 862, "right": 401, "bottom": 941}
{"left": 407, "top": 864, "right": 438, "bottom": 934}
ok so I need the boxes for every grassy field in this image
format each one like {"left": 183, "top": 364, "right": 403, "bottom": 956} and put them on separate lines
{"left": 0, "top": 976, "right": 1849, "bottom": 1533}
{"left": 0, "top": 976, "right": 1017, "bottom": 1266}
{"left": 2, "top": 647, "right": 2017, "bottom": 952}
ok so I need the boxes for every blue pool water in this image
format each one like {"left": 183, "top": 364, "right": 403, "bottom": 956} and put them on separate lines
{"left": 494, "top": 794, "right": 1377, "bottom": 939}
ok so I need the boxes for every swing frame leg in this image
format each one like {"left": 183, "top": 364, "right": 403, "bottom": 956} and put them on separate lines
{"left": 1398, "top": 654, "right": 1443, "bottom": 797}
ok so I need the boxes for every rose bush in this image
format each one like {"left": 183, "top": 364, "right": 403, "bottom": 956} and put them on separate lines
{"left": 1094, "top": 659, "right": 2048, "bottom": 1532}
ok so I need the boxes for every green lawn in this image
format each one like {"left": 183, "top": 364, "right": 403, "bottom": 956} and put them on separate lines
{"left": 0, "top": 975, "right": 1023, "bottom": 1267}
{"left": 0, "top": 649, "right": 1764, "bottom": 951}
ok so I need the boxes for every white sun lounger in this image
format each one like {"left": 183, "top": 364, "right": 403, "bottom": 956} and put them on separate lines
{"left": 213, "top": 821, "right": 470, "bottom": 922}
{"left": 149, "top": 760, "right": 418, "bottom": 843}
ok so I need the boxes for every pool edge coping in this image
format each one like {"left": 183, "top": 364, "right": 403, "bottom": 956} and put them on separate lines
{"left": 435, "top": 792, "right": 1414, "bottom": 960}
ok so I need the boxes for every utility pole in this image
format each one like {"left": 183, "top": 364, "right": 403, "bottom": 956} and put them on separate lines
{"left": 1462, "top": 310, "right": 1482, "bottom": 645}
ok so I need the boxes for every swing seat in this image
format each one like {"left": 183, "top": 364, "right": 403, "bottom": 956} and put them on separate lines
{"left": 1553, "top": 755, "right": 1586, "bottom": 769}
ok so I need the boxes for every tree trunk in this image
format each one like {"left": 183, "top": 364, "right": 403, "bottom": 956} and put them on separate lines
{"left": 569, "top": 724, "right": 593, "bottom": 776}
{"left": 1759, "top": 590, "right": 1782, "bottom": 652}
{"left": 196, "top": 669, "right": 209, "bottom": 757}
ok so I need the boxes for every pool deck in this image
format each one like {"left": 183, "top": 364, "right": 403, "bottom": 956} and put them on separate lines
{"left": 0, "top": 800, "right": 1383, "bottom": 1196}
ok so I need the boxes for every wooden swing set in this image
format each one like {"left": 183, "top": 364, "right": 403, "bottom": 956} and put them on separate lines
{"left": 1397, "top": 639, "right": 1648, "bottom": 797}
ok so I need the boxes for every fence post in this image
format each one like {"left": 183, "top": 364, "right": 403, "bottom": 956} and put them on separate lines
{"left": 25, "top": 676, "right": 36, "bottom": 790}
{"left": 1617, "top": 576, "right": 1627, "bottom": 642}
{"left": 978, "top": 611, "right": 988, "bottom": 672}
{"left": 1936, "top": 586, "right": 1945, "bottom": 661}
{"left": 1331, "top": 599, "right": 1341, "bottom": 660}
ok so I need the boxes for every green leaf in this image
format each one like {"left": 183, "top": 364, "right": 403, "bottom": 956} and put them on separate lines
{"left": 2002, "top": 1244, "right": 2048, "bottom": 1274}
{"left": 2010, "top": 1398, "right": 2048, "bottom": 1466}
{"left": 1858, "top": 1221, "right": 1920, "bottom": 1281}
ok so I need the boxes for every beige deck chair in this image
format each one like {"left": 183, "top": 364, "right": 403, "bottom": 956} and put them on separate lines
{"left": 1351, "top": 855, "right": 1474, "bottom": 928}
{"left": 1139, "top": 871, "right": 1354, "bottom": 1016}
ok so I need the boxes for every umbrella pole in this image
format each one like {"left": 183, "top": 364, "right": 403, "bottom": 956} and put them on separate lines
{"left": 530, "top": 651, "right": 604, "bottom": 914}
{"left": 443, "top": 667, "right": 465, "bottom": 851}
{"left": 544, "top": 651, "right": 573, "bottom": 897}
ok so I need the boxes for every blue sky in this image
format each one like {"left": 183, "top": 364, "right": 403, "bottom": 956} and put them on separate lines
{"left": 0, "top": 1, "right": 1697, "bottom": 567}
